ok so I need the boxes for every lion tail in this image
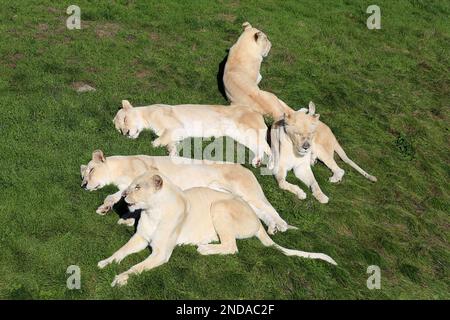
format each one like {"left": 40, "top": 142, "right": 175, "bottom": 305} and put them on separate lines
{"left": 334, "top": 141, "right": 377, "bottom": 182}
{"left": 256, "top": 225, "right": 337, "bottom": 265}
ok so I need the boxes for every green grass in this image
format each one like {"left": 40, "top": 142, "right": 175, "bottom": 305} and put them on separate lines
{"left": 0, "top": 0, "right": 449, "bottom": 299}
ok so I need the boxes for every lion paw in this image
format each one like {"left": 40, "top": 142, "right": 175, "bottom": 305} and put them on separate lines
{"left": 251, "top": 157, "right": 262, "bottom": 168}
{"left": 97, "top": 258, "right": 111, "bottom": 269}
{"left": 117, "top": 218, "right": 135, "bottom": 227}
{"left": 96, "top": 203, "right": 112, "bottom": 215}
{"left": 315, "top": 193, "right": 329, "bottom": 204}
{"left": 295, "top": 188, "right": 307, "bottom": 200}
{"left": 111, "top": 273, "right": 129, "bottom": 287}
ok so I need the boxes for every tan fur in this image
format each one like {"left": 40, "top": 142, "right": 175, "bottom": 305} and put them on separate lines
{"left": 291, "top": 102, "right": 377, "bottom": 183}
{"left": 223, "top": 22, "right": 294, "bottom": 118}
{"left": 224, "top": 23, "right": 376, "bottom": 185}
{"left": 113, "top": 100, "right": 271, "bottom": 167}
{"left": 269, "top": 112, "right": 329, "bottom": 204}
{"left": 97, "top": 172, "right": 337, "bottom": 287}
{"left": 80, "top": 150, "right": 290, "bottom": 234}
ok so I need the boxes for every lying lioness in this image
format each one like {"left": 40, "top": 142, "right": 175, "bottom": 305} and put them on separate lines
{"left": 223, "top": 22, "right": 293, "bottom": 118}
{"left": 80, "top": 150, "right": 290, "bottom": 233}
{"left": 271, "top": 103, "right": 377, "bottom": 200}
{"left": 113, "top": 100, "right": 271, "bottom": 167}
{"left": 98, "top": 172, "right": 337, "bottom": 287}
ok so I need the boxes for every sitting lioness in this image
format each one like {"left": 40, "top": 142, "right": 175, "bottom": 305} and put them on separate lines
{"left": 271, "top": 103, "right": 377, "bottom": 198}
{"left": 98, "top": 172, "right": 337, "bottom": 287}
{"left": 223, "top": 22, "right": 293, "bottom": 119}
{"left": 80, "top": 150, "right": 290, "bottom": 233}
{"left": 113, "top": 100, "right": 271, "bottom": 167}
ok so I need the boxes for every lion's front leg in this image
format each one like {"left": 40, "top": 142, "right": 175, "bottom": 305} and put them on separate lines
{"left": 98, "top": 234, "right": 148, "bottom": 269}
{"left": 96, "top": 191, "right": 123, "bottom": 215}
{"left": 275, "top": 166, "right": 307, "bottom": 200}
{"left": 111, "top": 249, "right": 170, "bottom": 287}
{"left": 152, "top": 129, "right": 182, "bottom": 156}
{"left": 293, "top": 164, "right": 329, "bottom": 204}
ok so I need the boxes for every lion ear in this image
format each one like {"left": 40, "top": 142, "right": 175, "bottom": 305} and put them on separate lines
{"left": 282, "top": 113, "right": 292, "bottom": 125}
{"left": 122, "top": 100, "right": 133, "bottom": 109}
{"left": 308, "top": 101, "right": 316, "bottom": 115}
{"left": 242, "top": 22, "right": 252, "bottom": 30}
{"left": 152, "top": 174, "right": 163, "bottom": 190}
{"left": 254, "top": 31, "right": 263, "bottom": 42}
{"left": 92, "top": 150, "right": 106, "bottom": 163}
{"left": 80, "top": 165, "right": 87, "bottom": 175}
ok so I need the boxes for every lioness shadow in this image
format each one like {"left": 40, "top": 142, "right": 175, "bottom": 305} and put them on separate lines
{"left": 216, "top": 50, "right": 229, "bottom": 101}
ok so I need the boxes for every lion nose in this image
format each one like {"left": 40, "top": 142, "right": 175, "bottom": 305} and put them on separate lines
{"left": 122, "top": 190, "right": 129, "bottom": 198}
{"left": 302, "top": 142, "right": 310, "bottom": 150}
{"left": 125, "top": 130, "right": 130, "bottom": 135}
{"left": 81, "top": 182, "right": 87, "bottom": 189}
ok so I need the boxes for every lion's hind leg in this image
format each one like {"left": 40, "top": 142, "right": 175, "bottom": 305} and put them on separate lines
{"left": 318, "top": 149, "right": 345, "bottom": 183}
{"left": 197, "top": 198, "right": 259, "bottom": 255}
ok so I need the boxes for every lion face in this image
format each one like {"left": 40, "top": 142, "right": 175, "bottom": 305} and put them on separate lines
{"left": 80, "top": 150, "right": 110, "bottom": 191}
{"left": 123, "top": 173, "right": 163, "bottom": 211}
{"left": 113, "top": 100, "right": 144, "bottom": 139}
{"left": 284, "top": 110, "right": 320, "bottom": 157}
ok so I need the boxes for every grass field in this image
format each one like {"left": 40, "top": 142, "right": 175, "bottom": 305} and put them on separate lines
{"left": 0, "top": 0, "right": 449, "bottom": 299}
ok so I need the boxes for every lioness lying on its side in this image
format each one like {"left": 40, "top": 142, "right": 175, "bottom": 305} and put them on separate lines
{"left": 113, "top": 100, "right": 271, "bottom": 168}
{"left": 80, "top": 150, "right": 290, "bottom": 234}
{"left": 98, "top": 172, "right": 337, "bottom": 287}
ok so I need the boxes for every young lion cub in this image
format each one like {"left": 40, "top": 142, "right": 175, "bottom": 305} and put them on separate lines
{"left": 98, "top": 172, "right": 337, "bottom": 287}
{"left": 113, "top": 100, "right": 271, "bottom": 167}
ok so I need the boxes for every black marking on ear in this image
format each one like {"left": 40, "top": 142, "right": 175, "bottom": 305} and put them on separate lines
{"left": 92, "top": 150, "right": 105, "bottom": 163}
{"left": 282, "top": 114, "right": 288, "bottom": 134}
{"left": 153, "top": 175, "right": 163, "bottom": 190}
{"left": 254, "top": 32, "right": 259, "bottom": 41}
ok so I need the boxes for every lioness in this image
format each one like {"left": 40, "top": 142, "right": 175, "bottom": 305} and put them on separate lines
{"left": 224, "top": 23, "right": 376, "bottom": 185}
{"left": 223, "top": 22, "right": 294, "bottom": 118}
{"left": 98, "top": 172, "right": 337, "bottom": 287}
{"left": 270, "top": 104, "right": 376, "bottom": 201}
{"left": 269, "top": 111, "right": 329, "bottom": 204}
{"left": 289, "top": 102, "right": 377, "bottom": 183}
{"left": 80, "top": 150, "right": 290, "bottom": 233}
{"left": 113, "top": 100, "right": 271, "bottom": 167}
